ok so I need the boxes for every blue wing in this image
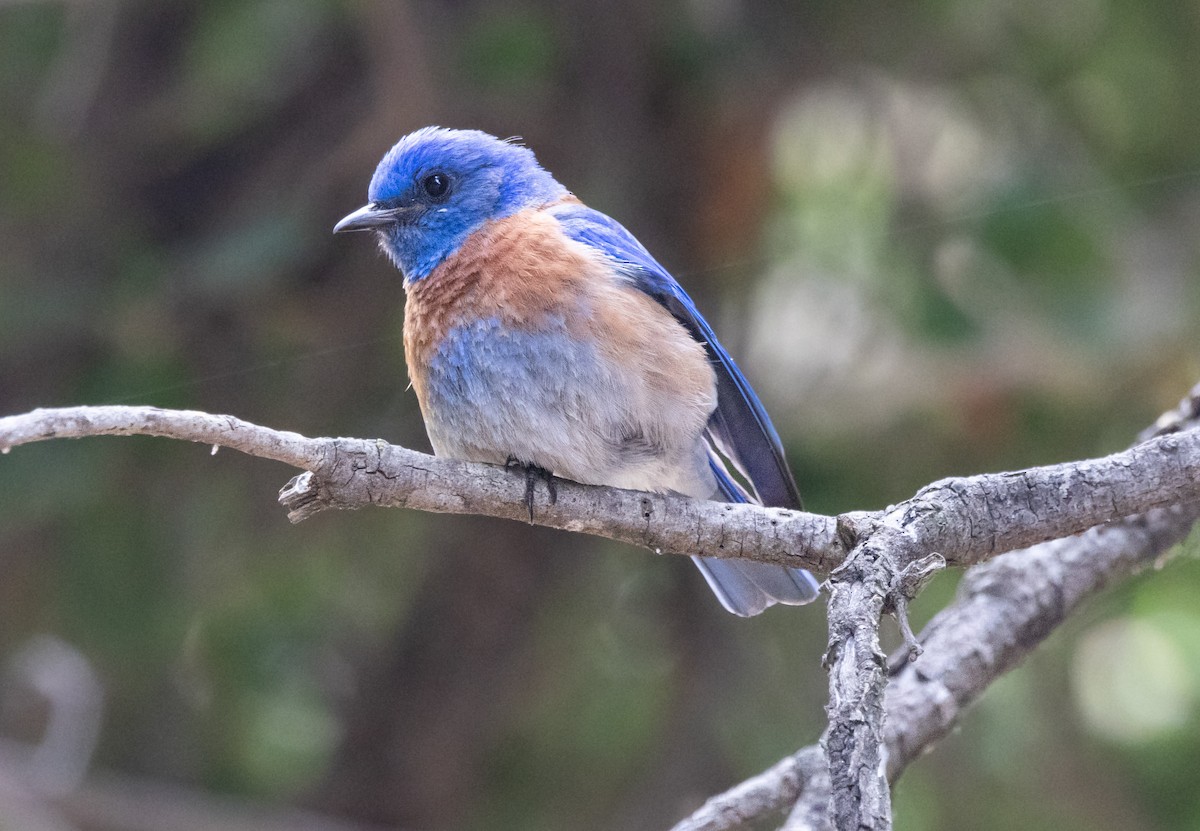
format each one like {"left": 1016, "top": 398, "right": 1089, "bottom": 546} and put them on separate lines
{"left": 552, "top": 203, "right": 803, "bottom": 510}
{"left": 552, "top": 203, "right": 819, "bottom": 615}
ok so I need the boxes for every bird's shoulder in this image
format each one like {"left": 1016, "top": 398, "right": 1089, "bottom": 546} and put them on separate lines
{"left": 548, "top": 202, "right": 660, "bottom": 263}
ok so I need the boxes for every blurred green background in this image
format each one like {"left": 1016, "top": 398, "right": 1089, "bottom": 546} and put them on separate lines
{"left": 1, "top": 1, "right": 1199, "bottom": 829}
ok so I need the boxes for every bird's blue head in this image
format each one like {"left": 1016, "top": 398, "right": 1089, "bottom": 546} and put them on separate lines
{"left": 334, "top": 127, "right": 569, "bottom": 282}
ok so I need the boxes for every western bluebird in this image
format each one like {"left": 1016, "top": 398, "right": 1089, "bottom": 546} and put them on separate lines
{"left": 335, "top": 127, "right": 819, "bottom": 616}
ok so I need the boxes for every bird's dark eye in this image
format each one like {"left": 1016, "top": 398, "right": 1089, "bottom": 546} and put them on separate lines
{"left": 422, "top": 173, "right": 450, "bottom": 199}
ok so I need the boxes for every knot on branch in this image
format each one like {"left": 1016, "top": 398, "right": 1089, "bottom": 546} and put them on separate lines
{"left": 278, "top": 438, "right": 392, "bottom": 523}
{"left": 280, "top": 471, "right": 325, "bottom": 522}
{"left": 834, "top": 510, "right": 877, "bottom": 552}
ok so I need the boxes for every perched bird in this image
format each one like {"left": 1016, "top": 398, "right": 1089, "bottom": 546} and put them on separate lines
{"left": 334, "top": 127, "right": 819, "bottom": 616}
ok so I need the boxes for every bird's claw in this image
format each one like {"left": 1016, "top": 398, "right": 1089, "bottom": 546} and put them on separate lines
{"left": 507, "top": 457, "right": 557, "bottom": 521}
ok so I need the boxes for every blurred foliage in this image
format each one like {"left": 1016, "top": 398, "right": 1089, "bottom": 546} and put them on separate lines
{"left": 0, "top": 1, "right": 1198, "bottom": 830}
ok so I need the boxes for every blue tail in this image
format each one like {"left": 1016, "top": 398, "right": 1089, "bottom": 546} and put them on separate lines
{"left": 692, "top": 457, "right": 820, "bottom": 616}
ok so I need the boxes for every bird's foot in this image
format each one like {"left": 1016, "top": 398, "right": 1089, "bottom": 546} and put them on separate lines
{"left": 506, "top": 457, "right": 558, "bottom": 522}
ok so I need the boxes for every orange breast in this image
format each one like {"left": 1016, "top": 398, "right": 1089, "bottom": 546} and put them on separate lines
{"left": 405, "top": 208, "right": 597, "bottom": 399}
{"left": 402, "top": 205, "right": 716, "bottom": 454}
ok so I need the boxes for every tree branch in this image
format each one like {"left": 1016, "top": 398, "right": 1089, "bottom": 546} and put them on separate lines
{"left": 885, "top": 381, "right": 1200, "bottom": 774}
{"left": 671, "top": 498, "right": 1200, "bottom": 831}
{"left": 0, "top": 405, "right": 842, "bottom": 571}
{"left": 0, "top": 406, "right": 328, "bottom": 468}
{"left": 2, "top": 404, "right": 1198, "bottom": 578}
{"left": 669, "top": 382, "right": 1200, "bottom": 831}
{"left": 883, "top": 501, "right": 1199, "bottom": 775}
{"left": 820, "top": 544, "right": 887, "bottom": 829}
{"left": 667, "top": 747, "right": 828, "bottom": 831}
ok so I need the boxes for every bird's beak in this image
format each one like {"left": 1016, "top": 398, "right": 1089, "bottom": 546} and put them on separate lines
{"left": 333, "top": 203, "right": 396, "bottom": 233}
